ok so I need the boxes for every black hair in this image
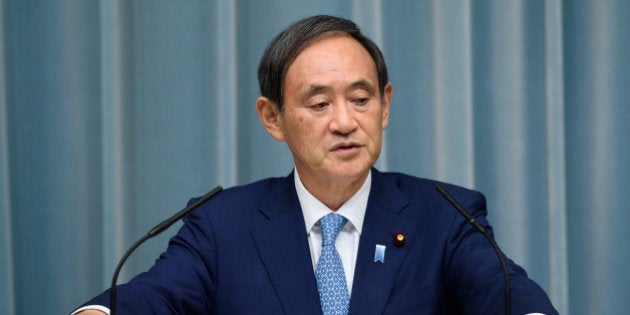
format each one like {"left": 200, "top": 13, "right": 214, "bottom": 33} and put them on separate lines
{"left": 257, "top": 15, "right": 389, "bottom": 112}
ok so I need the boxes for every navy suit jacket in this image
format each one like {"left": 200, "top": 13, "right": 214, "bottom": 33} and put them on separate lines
{"left": 82, "top": 169, "right": 557, "bottom": 314}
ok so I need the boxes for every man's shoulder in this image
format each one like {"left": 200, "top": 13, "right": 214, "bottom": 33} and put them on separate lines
{"left": 375, "top": 170, "right": 436, "bottom": 186}
{"left": 373, "top": 169, "right": 482, "bottom": 204}
{"left": 375, "top": 169, "right": 469, "bottom": 189}
{"left": 223, "top": 175, "right": 291, "bottom": 197}
{"left": 187, "top": 174, "right": 292, "bottom": 217}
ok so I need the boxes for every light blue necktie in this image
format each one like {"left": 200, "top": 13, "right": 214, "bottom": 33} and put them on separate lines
{"left": 316, "top": 213, "right": 350, "bottom": 315}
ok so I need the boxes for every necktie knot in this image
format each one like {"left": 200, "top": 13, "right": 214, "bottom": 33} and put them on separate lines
{"left": 319, "top": 213, "right": 347, "bottom": 246}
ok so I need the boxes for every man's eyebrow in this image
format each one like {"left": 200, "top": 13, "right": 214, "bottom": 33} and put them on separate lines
{"left": 348, "top": 79, "right": 376, "bottom": 94}
{"left": 300, "top": 84, "right": 331, "bottom": 103}
{"left": 306, "top": 84, "right": 330, "bottom": 95}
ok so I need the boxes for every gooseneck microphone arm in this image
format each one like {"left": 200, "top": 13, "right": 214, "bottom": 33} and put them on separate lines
{"left": 109, "top": 186, "right": 223, "bottom": 315}
{"left": 435, "top": 184, "right": 511, "bottom": 315}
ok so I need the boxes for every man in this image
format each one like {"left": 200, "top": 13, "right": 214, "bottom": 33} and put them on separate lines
{"left": 75, "top": 15, "right": 557, "bottom": 314}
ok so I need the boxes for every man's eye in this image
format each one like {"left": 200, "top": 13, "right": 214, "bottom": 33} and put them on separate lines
{"left": 354, "top": 98, "right": 369, "bottom": 105}
{"left": 310, "top": 103, "right": 328, "bottom": 110}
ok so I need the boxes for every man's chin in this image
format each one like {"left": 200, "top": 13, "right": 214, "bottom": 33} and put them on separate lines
{"left": 325, "top": 167, "right": 371, "bottom": 182}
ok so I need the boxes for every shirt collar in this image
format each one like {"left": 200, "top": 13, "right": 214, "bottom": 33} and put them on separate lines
{"left": 294, "top": 169, "right": 371, "bottom": 235}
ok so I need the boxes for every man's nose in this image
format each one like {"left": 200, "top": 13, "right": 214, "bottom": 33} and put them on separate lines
{"left": 329, "top": 101, "right": 358, "bottom": 134}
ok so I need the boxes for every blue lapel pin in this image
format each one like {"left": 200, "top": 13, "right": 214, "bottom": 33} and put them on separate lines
{"left": 374, "top": 244, "right": 386, "bottom": 263}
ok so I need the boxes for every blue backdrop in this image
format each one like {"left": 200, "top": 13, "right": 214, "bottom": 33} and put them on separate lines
{"left": 1, "top": 1, "right": 629, "bottom": 314}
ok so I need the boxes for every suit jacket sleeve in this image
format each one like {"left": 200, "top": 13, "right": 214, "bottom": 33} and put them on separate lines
{"left": 78, "top": 199, "right": 219, "bottom": 313}
{"left": 441, "top": 186, "right": 557, "bottom": 314}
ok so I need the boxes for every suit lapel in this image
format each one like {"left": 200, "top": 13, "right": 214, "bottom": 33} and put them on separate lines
{"left": 251, "top": 174, "right": 322, "bottom": 315}
{"left": 349, "top": 170, "right": 418, "bottom": 314}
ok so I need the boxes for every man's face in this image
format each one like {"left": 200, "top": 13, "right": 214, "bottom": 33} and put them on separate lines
{"left": 271, "top": 35, "right": 391, "bottom": 184}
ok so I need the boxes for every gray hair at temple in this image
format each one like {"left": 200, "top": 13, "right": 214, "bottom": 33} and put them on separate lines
{"left": 257, "top": 15, "right": 389, "bottom": 112}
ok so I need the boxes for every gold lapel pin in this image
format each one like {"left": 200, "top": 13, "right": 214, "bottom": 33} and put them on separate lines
{"left": 393, "top": 232, "right": 406, "bottom": 247}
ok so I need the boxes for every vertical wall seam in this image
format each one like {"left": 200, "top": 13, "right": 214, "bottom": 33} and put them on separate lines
{"left": 463, "top": 0, "right": 475, "bottom": 188}
{"left": 217, "top": 0, "right": 238, "bottom": 186}
{"left": 544, "top": 0, "right": 569, "bottom": 313}
{"left": 433, "top": 0, "right": 446, "bottom": 181}
{"left": 0, "top": 0, "right": 16, "bottom": 312}
{"left": 433, "top": 0, "right": 474, "bottom": 187}
{"left": 99, "top": 0, "right": 126, "bottom": 284}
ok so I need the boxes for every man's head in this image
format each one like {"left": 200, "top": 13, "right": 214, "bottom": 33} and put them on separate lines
{"left": 256, "top": 16, "right": 393, "bottom": 201}
{"left": 255, "top": 15, "right": 392, "bottom": 205}
{"left": 257, "top": 15, "right": 389, "bottom": 112}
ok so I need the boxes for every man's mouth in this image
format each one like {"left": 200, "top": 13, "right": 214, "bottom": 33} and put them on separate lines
{"left": 331, "top": 142, "right": 361, "bottom": 151}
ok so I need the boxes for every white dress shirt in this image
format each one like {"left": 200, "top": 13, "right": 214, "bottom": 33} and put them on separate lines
{"left": 294, "top": 169, "right": 371, "bottom": 295}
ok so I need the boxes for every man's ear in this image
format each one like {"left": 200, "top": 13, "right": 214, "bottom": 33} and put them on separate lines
{"left": 381, "top": 83, "right": 393, "bottom": 130}
{"left": 255, "top": 96, "right": 285, "bottom": 141}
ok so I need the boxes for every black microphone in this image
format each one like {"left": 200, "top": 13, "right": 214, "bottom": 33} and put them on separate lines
{"left": 110, "top": 185, "right": 223, "bottom": 315}
{"left": 435, "top": 184, "right": 511, "bottom": 315}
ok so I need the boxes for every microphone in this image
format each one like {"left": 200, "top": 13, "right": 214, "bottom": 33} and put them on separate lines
{"left": 110, "top": 186, "right": 223, "bottom": 315}
{"left": 435, "top": 184, "right": 511, "bottom": 315}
